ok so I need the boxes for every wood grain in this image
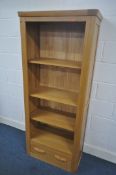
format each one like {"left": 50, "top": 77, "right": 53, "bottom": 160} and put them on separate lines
{"left": 18, "top": 9, "right": 103, "bottom": 21}
{"left": 40, "top": 23, "right": 85, "bottom": 62}
{"left": 29, "top": 58, "right": 82, "bottom": 69}
{"left": 72, "top": 17, "right": 101, "bottom": 171}
{"left": 31, "top": 129, "right": 73, "bottom": 155}
{"left": 19, "top": 10, "right": 102, "bottom": 172}
{"left": 20, "top": 20, "right": 31, "bottom": 153}
{"left": 30, "top": 142, "right": 72, "bottom": 171}
{"left": 31, "top": 108, "right": 75, "bottom": 132}
{"left": 30, "top": 86, "right": 78, "bottom": 106}
{"left": 39, "top": 65, "right": 80, "bottom": 92}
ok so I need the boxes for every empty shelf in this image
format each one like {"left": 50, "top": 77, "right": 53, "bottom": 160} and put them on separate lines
{"left": 29, "top": 58, "right": 82, "bottom": 69}
{"left": 30, "top": 86, "right": 78, "bottom": 106}
{"left": 31, "top": 109, "right": 75, "bottom": 132}
{"left": 31, "top": 129, "right": 73, "bottom": 155}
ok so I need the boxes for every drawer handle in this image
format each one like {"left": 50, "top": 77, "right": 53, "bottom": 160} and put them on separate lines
{"left": 33, "top": 147, "right": 46, "bottom": 154}
{"left": 54, "top": 154, "right": 67, "bottom": 162}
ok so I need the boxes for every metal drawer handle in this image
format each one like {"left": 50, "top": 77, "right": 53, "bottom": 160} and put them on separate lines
{"left": 54, "top": 154, "right": 67, "bottom": 162}
{"left": 33, "top": 147, "right": 46, "bottom": 154}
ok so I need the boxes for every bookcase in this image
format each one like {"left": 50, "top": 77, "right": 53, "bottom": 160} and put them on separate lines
{"left": 19, "top": 10, "right": 102, "bottom": 172}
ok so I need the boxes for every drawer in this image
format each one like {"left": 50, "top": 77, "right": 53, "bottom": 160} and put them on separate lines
{"left": 30, "top": 143, "right": 72, "bottom": 171}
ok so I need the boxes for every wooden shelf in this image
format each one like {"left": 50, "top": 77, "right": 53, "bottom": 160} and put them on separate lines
{"left": 31, "top": 109, "right": 75, "bottom": 132}
{"left": 29, "top": 58, "right": 82, "bottom": 69}
{"left": 30, "top": 86, "right": 78, "bottom": 106}
{"left": 31, "top": 129, "right": 73, "bottom": 155}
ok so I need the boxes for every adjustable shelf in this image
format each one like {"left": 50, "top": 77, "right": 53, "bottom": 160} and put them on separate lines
{"left": 30, "top": 86, "right": 78, "bottom": 107}
{"left": 19, "top": 9, "right": 102, "bottom": 172}
{"left": 31, "top": 108, "right": 75, "bottom": 132}
{"left": 29, "top": 58, "right": 82, "bottom": 69}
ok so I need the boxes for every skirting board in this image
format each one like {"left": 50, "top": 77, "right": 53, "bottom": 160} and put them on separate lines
{"left": 0, "top": 115, "right": 116, "bottom": 164}
{"left": 84, "top": 143, "right": 116, "bottom": 164}
{"left": 0, "top": 115, "right": 25, "bottom": 131}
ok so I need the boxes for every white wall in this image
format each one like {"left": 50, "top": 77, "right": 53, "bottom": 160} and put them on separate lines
{"left": 0, "top": 0, "right": 116, "bottom": 164}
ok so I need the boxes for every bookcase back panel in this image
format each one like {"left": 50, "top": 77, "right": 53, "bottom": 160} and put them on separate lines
{"left": 40, "top": 65, "right": 80, "bottom": 92}
{"left": 28, "top": 64, "right": 80, "bottom": 92}
{"left": 40, "top": 99, "right": 76, "bottom": 114}
{"left": 26, "top": 22, "right": 85, "bottom": 62}
{"left": 40, "top": 22, "right": 85, "bottom": 61}
{"left": 31, "top": 121, "right": 74, "bottom": 140}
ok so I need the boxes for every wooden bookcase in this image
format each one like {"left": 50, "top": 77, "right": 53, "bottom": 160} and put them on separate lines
{"left": 18, "top": 10, "right": 102, "bottom": 172}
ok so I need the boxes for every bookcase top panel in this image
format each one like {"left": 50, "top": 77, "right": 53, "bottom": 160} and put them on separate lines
{"left": 18, "top": 9, "right": 102, "bottom": 21}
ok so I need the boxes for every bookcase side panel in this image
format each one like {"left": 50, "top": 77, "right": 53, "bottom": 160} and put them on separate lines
{"left": 72, "top": 16, "right": 101, "bottom": 171}
{"left": 20, "top": 18, "right": 31, "bottom": 152}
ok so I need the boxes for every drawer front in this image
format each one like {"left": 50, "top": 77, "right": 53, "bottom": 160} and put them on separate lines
{"left": 31, "top": 143, "right": 72, "bottom": 171}
{"left": 31, "top": 144, "right": 49, "bottom": 161}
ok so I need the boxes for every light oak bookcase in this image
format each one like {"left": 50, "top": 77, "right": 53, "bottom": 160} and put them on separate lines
{"left": 18, "top": 10, "right": 102, "bottom": 172}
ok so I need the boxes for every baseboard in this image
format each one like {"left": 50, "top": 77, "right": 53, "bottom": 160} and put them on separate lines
{"left": 84, "top": 143, "right": 116, "bottom": 164}
{"left": 0, "top": 115, "right": 25, "bottom": 131}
